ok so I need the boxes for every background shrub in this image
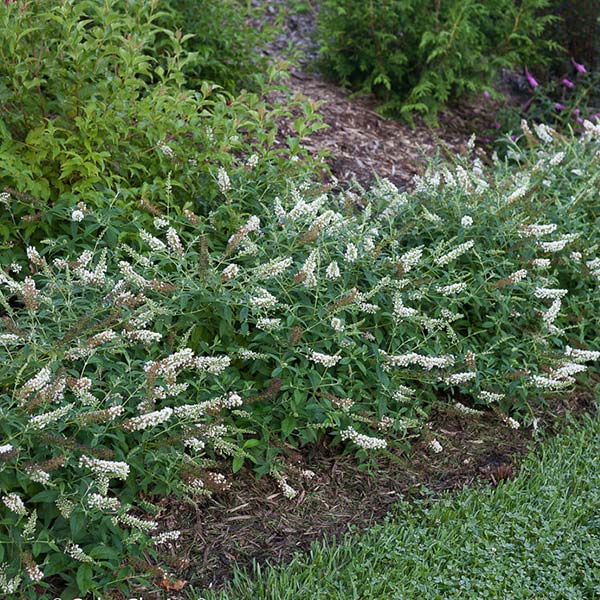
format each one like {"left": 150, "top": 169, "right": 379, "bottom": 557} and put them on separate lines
{"left": 316, "top": 0, "right": 557, "bottom": 120}
{"left": 1, "top": 119, "right": 599, "bottom": 597}
{"left": 162, "top": 0, "right": 275, "bottom": 92}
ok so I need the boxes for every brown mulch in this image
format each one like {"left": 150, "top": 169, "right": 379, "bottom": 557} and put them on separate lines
{"left": 141, "top": 387, "right": 596, "bottom": 597}
{"left": 275, "top": 72, "right": 494, "bottom": 188}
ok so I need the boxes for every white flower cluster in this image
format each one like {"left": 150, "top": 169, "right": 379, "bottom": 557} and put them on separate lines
{"left": 541, "top": 298, "right": 562, "bottom": 328}
{"left": 325, "top": 260, "right": 340, "bottom": 280}
{"left": 0, "top": 334, "right": 22, "bottom": 345}
{"left": 501, "top": 415, "right": 520, "bottom": 430}
{"left": 217, "top": 167, "right": 231, "bottom": 194}
{"left": 393, "top": 295, "right": 418, "bottom": 319}
{"left": 398, "top": 247, "right": 423, "bottom": 273}
{"left": 158, "top": 140, "right": 175, "bottom": 158}
{"left": 221, "top": 263, "right": 239, "bottom": 282}
{"left": 114, "top": 512, "right": 158, "bottom": 532}
{"left": 380, "top": 350, "right": 455, "bottom": 370}
{"left": 19, "top": 367, "right": 51, "bottom": 399}
{"left": 0, "top": 444, "right": 13, "bottom": 455}
{"left": 166, "top": 227, "right": 184, "bottom": 255}
{"left": 256, "top": 257, "right": 294, "bottom": 279}
{"left": 330, "top": 317, "right": 344, "bottom": 332}
{"left": 0, "top": 563, "right": 21, "bottom": 594}
{"left": 435, "top": 240, "right": 475, "bottom": 266}
{"left": 25, "top": 562, "right": 44, "bottom": 583}
{"left": 2, "top": 493, "right": 27, "bottom": 516}
{"left": 249, "top": 287, "right": 279, "bottom": 309}
{"left": 29, "top": 403, "right": 74, "bottom": 430}
{"left": 27, "top": 468, "right": 50, "bottom": 484}
{"left": 140, "top": 229, "right": 166, "bottom": 251}
{"left": 345, "top": 243, "right": 358, "bottom": 263}
{"left": 278, "top": 478, "right": 298, "bottom": 500}
{"left": 444, "top": 372, "right": 477, "bottom": 385}
{"left": 461, "top": 215, "right": 473, "bottom": 228}
{"left": 195, "top": 355, "right": 231, "bottom": 374}
{"left": 531, "top": 258, "right": 551, "bottom": 269}
{"left": 454, "top": 402, "right": 483, "bottom": 415}
{"left": 436, "top": 282, "right": 468, "bottom": 296}
{"left": 534, "top": 287, "right": 568, "bottom": 299}
{"left": 427, "top": 439, "right": 443, "bottom": 453}
{"left": 124, "top": 407, "right": 173, "bottom": 431}
{"left": 340, "top": 426, "right": 387, "bottom": 449}
{"left": 124, "top": 329, "right": 163, "bottom": 345}
{"left": 65, "top": 541, "right": 95, "bottom": 564}
{"left": 565, "top": 346, "right": 600, "bottom": 363}
{"left": 256, "top": 317, "right": 282, "bottom": 331}
{"left": 478, "top": 390, "right": 505, "bottom": 403}
{"left": 87, "top": 493, "right": 121, "bottom": 511}
{"left": 507, "top": 269, "right": 528, "bottom": 284}
{"left": 309, "top": 351, "right": 341, "bottom": 368}
{"left": 298, "top": 249, "right": 319, "bottom": 288}
{"left": 537, "top": 234, "right": 577, "bottom": 253}
{"left": 153, "top": 530, "right": 182, "bottom": 545}
{"left": 79, "top": 455, "right": 130, "bottom": 481}
{"left": 530, "top": 375, "right": 571, "bottom": 390}
{"left": 519, "top": 223, "right": 557, "bottom": 238}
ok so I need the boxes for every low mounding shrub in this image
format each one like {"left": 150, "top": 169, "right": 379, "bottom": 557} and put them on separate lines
{"left": 0, "top": 0, "right": 323, "bottom": 253}
{"left": 316, "top": 0, "right": 558, "bottom": 120}
{"left": 1, "top": 120, "right": 599, "bottom": 597}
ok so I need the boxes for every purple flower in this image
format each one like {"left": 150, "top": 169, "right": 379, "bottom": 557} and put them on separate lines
{"left": 483, "top": 91, "right": 491, "bottom": 99}
{"left": 571, "top": 58, "right": 586, "bottom": 73}
{"left": 562, "top": 78, "right": 574, "bottom": 88}
{"left": 554, "top": 102, "right": 566, "bottom": 111}
{"left": 525, "top": 67, "right": 539, "bottom": 88}
{"left": 510, "top": 134, "right": 517, "bottom": 141}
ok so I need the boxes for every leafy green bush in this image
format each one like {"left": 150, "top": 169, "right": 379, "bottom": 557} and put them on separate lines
{"left": 162, "top": 0, "right": 275, "bottom": 91}
{"left": 0, "top": 0, "right": 323, "bottom": 255}
{"left": 316, "top": 0, "right": 558, "bottom": 120}
{"left": 1, "top": 120, "right": 599, "bottom": 597}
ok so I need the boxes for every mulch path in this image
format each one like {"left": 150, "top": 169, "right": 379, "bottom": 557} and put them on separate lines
{"left": 261, "top": 0, "right": 498, "bottom": 188}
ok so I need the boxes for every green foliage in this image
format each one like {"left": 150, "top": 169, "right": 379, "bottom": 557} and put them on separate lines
{"left": 316, "top": 0, "right": 558, "bottom": 120}
{"left": 162, "top": 0, "right": 275, "bottom": 91}
{"left": 1, "top": 121, "right": 599, "bottom": 597}
{"left": 201, "top": 413, "right": 600, "bottom": 599}
{"left": 0, "top": 0, "right": 323, "bottom": 255}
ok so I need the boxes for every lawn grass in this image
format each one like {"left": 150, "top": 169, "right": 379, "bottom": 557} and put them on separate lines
{"left": 196, "top": 411, "right": 600, "bottom": 599}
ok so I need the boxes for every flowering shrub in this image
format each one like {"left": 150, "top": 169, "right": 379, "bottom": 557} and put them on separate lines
{"left": 316, "top": 0, "right": 557, "bottom": 120}
{"left": 1, "top": 120, "right": 599, "bottom": 596}
{"left": 494, "top": 61, "right": 600, "bottom": 138}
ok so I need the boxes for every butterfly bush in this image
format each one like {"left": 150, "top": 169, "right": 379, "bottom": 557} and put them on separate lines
{"left": 0, "top": 120, "right": 599, "bottom": 596}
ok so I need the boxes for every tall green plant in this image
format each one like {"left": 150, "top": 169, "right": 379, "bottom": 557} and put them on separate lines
{"left": 0, "top": 0, "right": 323, "bottom": 255}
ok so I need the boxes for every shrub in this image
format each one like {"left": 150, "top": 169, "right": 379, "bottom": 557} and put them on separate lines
{"left": 0, "top": 0, "right": 324, "bottom": 256}
{"left": 1, "top": 120, "right": 599, "bottom": 597}
{"left": 162, "top": 0, "right": 276, "bottom": 92}
{"left": 316, "top": 0, "right": 558, "bottom": 120}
